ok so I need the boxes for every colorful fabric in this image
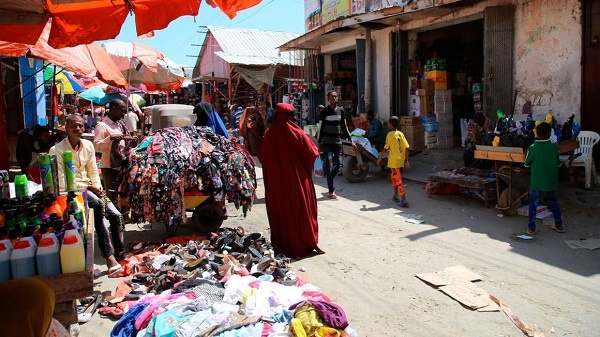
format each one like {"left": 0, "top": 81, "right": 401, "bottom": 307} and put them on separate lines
{"left": 111, "top": 302, "right": 150, "bottom": 337}
{"left": 384, "top": 130, "right": 409, "bottom": 168}
{"left": 119, "top": 126, "right": 256, "bottom": 225}
{"left": 524, "top": 139, "right": 560, "bottom": 191}
{"left": 289, "top": 300, "right": 349, "bottom": 330}
{"left": 258, "top": 103, "right": 322, "bottom": 259}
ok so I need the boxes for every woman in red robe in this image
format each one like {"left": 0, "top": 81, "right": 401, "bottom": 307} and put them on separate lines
{"left": 258, "top": 103, "right": 324, "bottom": 259}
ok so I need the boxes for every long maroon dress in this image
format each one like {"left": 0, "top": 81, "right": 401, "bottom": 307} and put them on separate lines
{"left": 258, "top": 103, "right": 323, "bottom": 259}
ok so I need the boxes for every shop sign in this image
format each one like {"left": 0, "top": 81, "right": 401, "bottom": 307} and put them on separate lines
{"left": 322, "top": 0, "right": 350, "bottom": 24}
{"left": 368, "top": 0, "right": 409, "bottom": 12}
{"left": 350, "top": 0, "right": 366, "bottom": 15}
{"left": 305, "top": 0, "right": 322, "bottom": 32}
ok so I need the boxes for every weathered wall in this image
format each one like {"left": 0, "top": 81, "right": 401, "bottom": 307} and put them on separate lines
{"left": 198, "top": 33, "right": 229, "bottom": 79}
{"left": 513, "top": 0, "right": 582, "bottom": 123}
{"left": 372, "top": 27, "right": 393, "bottom": 120}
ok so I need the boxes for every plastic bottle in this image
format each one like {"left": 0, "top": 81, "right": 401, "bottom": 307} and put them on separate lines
{"left": 36, "top": 237, "right": 61, "bottom": 277}
{"left": 44, "top": 194, "right": 63, "bottom": 218}
{"left": 8, "top": 227, "right": 21, "bottom": 248}
{"left": 39, "top": 222, "right": 59, "bottom": 246}
{"left": 51, "top": 218, "right": 65, "bottom": 244}
{"left": 38, "top": 153, "right": 54, "bottom": 196}
{"left": 0, "top": 243, "right": 11, "bottom": 282}
{"left": 0, "top": 227, "right": 13, "bottom": 255}
{"left": 60, "top": 234, "right": 85, "bottom": 273}
{"left": 63, "top": 192, "right": 85, "bottom": 231}
{"left": 27, "top": 205, "right": 43, "bottom": 229}
{"left": 14, "top": 174, "right": 29, "bottom": 199}
{"left": 11, "top": 240, "right": 36, "bottom": 279}
{"left": 20, "top": 225, "right": 38, "bottom": 248}
{"left": 63, "top": 150, "right": 78, "bottom": 192}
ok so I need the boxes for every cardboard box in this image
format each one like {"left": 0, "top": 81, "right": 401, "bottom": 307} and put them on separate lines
{"left": 400, "top": 116, "right": 421, "bottom": 126}
{"left": 409, "top": 60, "right": 422, "bottom": 76}
{"left": 434, "top": 90, "right": 452, "bottom": 102}
{"left": 401, "top": 124, "right": 424, "bottom": 132}
{"left": 434, "top": 101, "right": 452, "bottom": 114}
{"left": 435, "top": 82, "right": 448, "bottom": 90}
{"left": 517, "top": 205, "right": 548, "bottom": 217}
{"left": 426, "top": 70, "right": 447, "bottom": 82}
{"left": 437, "top": 127, "right": 453, "bottom": 137}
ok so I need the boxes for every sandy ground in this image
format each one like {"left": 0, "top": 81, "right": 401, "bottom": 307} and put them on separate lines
{"left": 80, "top": 152, "right": 600, "bottom": 337}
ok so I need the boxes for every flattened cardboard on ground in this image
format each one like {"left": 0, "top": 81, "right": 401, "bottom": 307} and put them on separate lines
{"left": 490, "top": 295, "right": 546, "bottom": 337}
{"left": 416, "top": 265, "right": 482, "bottom": 287}
{"left": 438, "top": 282, "right": 498, "bottom": 310}
{"left": 564, "top": 239, "right": 600, "bottom": 250}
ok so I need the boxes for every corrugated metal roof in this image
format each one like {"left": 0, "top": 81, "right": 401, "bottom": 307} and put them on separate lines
{"left": 206, "top": 26, "right": 304, "bottom": 66}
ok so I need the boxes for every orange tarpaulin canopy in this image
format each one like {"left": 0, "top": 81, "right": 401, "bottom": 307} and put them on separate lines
{"left": 0, "top": 0, "right": 262, "bottom": 48}
{"left": 0, "top": 23, "right": 127, "bottom": 88}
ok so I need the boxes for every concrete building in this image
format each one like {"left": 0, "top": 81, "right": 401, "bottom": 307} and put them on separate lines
{"left": 282, "top": 0, "right": 599, "bottom": 139}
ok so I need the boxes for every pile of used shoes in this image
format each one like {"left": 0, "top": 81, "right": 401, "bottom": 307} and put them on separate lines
{"left": 118, "top": 126, "right": 257, "bottom": 225}
{"left": 103, "top": 227, "right": 359, "bottom": 336}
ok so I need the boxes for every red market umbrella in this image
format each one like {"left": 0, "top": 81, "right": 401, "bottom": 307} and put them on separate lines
{"left": 0, "top": 22, "right": 127, "bottom": 88}
{"left": 0, "top": 0, "right": 262, "bottom": 48}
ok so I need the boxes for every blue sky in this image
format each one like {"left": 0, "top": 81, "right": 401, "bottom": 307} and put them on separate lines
{"left": 109, "top": 0, "right": 305, "bottom": 69}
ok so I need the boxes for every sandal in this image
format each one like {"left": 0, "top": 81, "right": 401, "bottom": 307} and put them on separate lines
{"left": 550, "top": 226, "right": 565, "bottom": 233}
{"left": 392, "top": 197, "right": 400, "bottom": 202}
{"left": 398, "top": 201, "right": 409, "bottom": 208}
{"left": 527, "top": 229, "right": 537, "bottom": 235}
{"left": 78, "top": 294, "right": 101, "bottom": 323}
{"left": 328, "top": 193, "right": 338, "bottom": 200}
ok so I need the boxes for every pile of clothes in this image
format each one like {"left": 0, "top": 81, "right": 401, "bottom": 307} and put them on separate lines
{"left": 118, "top": 126, "right": 257, "bottom": 224}
{"left": 102, "top": 228, "right": 358, "bottom": 337}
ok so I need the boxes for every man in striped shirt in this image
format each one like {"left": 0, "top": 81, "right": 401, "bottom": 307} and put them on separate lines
{"left": 318, "top": 91, "right": 353, "bottom": 199}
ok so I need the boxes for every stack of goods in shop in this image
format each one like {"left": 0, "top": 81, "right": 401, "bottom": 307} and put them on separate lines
{"left": 425, "top": 58, "right": 448, "bottom": 90}
{"left": 420, "top": 115, "right": 438, "bottom": 149}
{"left": 102, "top": 227, "right": 359, "bottom": 337}
{"left": 400, "top": 116, "right": 424, "bottom": 152}
{"left": 119, "top": 126, "right": 257, "bottom": 226}
{"left": 434, "top": 89, "right": 453, "bottom": 149}
{"left": 472, "top": 82, "right": 483, "bottom": 115}
{"left": 0, "top": 190, "right": 88, "bottom": 282}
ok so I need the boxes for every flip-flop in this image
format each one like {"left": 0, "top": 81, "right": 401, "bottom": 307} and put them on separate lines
{"left": 550, "top": 226, "right": 565, "bottom": 233}
{"left": 392, "top": 197, "right": 400, "bottom": 202}
{"left": 328, "top": 193, "right": 338, "bottom": 200}
{"left": 398, "top": 201, "right": 409, "bottom": 208}
{"left": 527, "top": 229, "right": 537, "bottom": 235}
{"left": 78, "top": 294, "right": 101, "bottom": 323}
{"left": 98, "top": 306, "right": 124, "bottom": 319}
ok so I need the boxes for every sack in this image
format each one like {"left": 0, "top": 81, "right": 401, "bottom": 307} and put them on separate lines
{"left": 314, "top": 157, "right": 324, "bottom": 177}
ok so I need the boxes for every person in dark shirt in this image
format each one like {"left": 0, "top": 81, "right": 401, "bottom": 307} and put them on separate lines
{"left": 317, "top": 91, "right": 353, "bottom": 199}
{"left": 366, "top": 110, "right": 385, "bottom": 149}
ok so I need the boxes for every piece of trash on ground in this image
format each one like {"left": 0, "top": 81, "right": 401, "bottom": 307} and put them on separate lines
{"left": 497, "top": 214, "right": 504, "bottom": 218}
{"left": 438, "top": 282, "right": 498, "bottom": 310}
{"left": 416, "top": 265, "right": 482, "bottom": 287}
{"left": 564, "top": 238, "right": 600, "bottom": 250}
{"left": 406, "top": 218, "right": 424, "bottom": 224}
{"left": 298, "top": 266, "right": 306, "bottom": 272}
{"left": 318, "top": 216, "right": 325, "bottom": 220}
{"left": 516, "top": 235, "right": 534, "bottom": 240}
{"left": 490, "top": 295, "right": 545, "bottom": 337}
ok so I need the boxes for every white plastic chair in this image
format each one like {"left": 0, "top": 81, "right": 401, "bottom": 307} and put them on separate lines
{"left": 559, "top": 131, "right": 600, "bottom": 189}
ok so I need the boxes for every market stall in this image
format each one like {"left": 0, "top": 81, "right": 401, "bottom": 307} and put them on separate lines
{"left": 118, "top": 125, "right": 257, "bottom": 235}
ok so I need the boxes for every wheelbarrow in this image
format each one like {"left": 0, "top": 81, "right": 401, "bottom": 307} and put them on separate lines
{"left": 496, "top": 165, "right": 530, "bottom": 216}
{"left": 342, "top": 142, "right": 386, "bottom": 183}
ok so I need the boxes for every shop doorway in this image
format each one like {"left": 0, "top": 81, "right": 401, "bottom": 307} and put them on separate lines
{"left": 582, "top": 0, "right": 600, "bottom": 166}
{"left": 330, "top": 50, "right": 359, "bottom": 115}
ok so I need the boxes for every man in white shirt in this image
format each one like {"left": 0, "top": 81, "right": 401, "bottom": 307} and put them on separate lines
{"left": 50, "top": 114, "right": 125, "bottom": 275}
{"left": 93, "top": 99, "right": 127, "bottom": 203}
{"left": 124, "top": 108, "right": 139, "bottom": 136}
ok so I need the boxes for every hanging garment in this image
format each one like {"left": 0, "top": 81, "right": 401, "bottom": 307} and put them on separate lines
{"left": 239, "top": 107, "right": 265, "bottom": 155}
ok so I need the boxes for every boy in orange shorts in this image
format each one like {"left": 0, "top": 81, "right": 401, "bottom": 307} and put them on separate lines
{"left": 377, "top": 116, "right": 410, "bottom": 207}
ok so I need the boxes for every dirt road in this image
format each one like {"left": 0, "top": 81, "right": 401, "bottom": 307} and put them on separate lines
{"left": 81, "top": 163, "right": 600, "bottom": 337}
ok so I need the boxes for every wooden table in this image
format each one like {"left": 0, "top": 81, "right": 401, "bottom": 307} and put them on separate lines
{"left": 427, "top": 171, "right": 497, "bottom": 207}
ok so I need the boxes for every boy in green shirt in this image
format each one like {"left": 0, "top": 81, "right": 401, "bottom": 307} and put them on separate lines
{"left": 377, "top": 116, "right": 410, "bottom": 207}
{"left": 524, "top": 122, "right": 564, "bottom": 235}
